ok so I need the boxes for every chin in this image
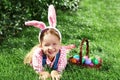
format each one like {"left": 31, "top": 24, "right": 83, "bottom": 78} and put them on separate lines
{"left": 49, "top": 54, "right": 56, "bottom": 58}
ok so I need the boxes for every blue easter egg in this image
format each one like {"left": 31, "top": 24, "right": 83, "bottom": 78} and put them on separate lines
{"left": 73, "top": 55, "right": 80, "bottom": 60}
{"left": 85, "top": 58, "right": 92, "bottom": 65}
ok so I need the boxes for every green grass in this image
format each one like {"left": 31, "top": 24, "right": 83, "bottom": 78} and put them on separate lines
{"left": 0, "top": 0, "right": 120, "bottom": 80}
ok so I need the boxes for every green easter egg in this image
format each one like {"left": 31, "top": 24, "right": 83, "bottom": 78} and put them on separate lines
{"left": 82, "top": 58, "right": 85, "bottom": 64}
{"left": 93, "top": 59, "right": 99, "bottom": 65}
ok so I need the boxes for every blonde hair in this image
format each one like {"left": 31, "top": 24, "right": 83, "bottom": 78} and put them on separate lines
{"left": 24, "top": 44, "right": 40, "bottom": 64}
{"left": 24, "top": 28, "right": 61, "bottom": 65}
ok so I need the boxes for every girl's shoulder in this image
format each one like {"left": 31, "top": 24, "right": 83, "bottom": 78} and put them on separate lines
{"left": 32, "top": 45, "right": 43, "bottom": 56}
{"left": 60, "top": 47, "right": 67, "bottom": 54}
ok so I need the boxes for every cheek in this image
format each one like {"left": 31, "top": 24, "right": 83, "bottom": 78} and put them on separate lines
{"left": 56, "top": 45, "right": 61, "bottom": 50}
{"left": 58, "top": 44, "right": 61, "bottom": 48}
{"left": 42, "top": 47, "right": 48, "bottom": 52}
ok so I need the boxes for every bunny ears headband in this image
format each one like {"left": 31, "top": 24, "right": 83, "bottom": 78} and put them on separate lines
{"left": 25, "top": 5, "right": 61, "bottom": 42}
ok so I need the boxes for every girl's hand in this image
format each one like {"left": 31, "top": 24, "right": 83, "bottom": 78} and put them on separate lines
{"left": 51, "top": 70, "right": 61, "bottom": 80}
{"left": 39, "top": 71, "right": 51, "bottom": 80}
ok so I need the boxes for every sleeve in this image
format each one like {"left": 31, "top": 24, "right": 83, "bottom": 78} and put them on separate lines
{"left": 61, "top": 44, "right": 76, "bottom": 53}
{"left": 57, "top": 50, "right": 67, "bottom": 73}
{"left": 32, "top": 48, "right": 43, "bottom": 73}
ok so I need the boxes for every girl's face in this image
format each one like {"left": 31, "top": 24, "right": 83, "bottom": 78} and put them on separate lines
{"left": 41, "top": 33, "right": 61, "bottom": 58}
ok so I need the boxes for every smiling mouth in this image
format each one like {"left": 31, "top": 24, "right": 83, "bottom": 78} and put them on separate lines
{"left": 48, "top": 51, "right": 53, "bottom": 54}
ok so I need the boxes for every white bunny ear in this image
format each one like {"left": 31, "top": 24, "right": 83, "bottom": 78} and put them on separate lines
{"left": 25, "top": 20, "right": 46, "bottom": 30}
{"left": 48, "top": 5, "right": 56, "bottom": 27}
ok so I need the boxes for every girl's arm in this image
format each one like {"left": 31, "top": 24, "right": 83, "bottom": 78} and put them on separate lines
{"left": 32, "top": 48, "right": 43, "bottom": 73}
{"left": 57, "top": 51, "right": 67, "bottom": 73}
{"left": 62, "top": 44, "right": 76, "bottom": 53}
{"left": 50, "top": 51, "right": 67, "bottom": 80}
{"left": 32, "top": 48, "right": 51, "bottom": 79}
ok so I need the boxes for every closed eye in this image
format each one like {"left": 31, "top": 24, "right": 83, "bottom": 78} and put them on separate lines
{"left": 53, "top": 43, "right": 57, "bottom": 46}
{"left": 44, "top": 44, "right": 50, "bottom": 46}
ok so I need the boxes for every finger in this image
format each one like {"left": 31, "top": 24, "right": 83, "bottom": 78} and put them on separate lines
{"left": 52, "top": 76, "right": 55, "bottom": 80}
{"left": 43, "top": 75, "right": 48, "bottom": 80}
{"left": 43, "top": 76, "right": 45, "bottom": 80}
{"left": 55, "top": 76, "right": 59, "bottom": 80}
{"left": 39, "top": 75, "right": 42, "bottom": 80}
{"left": 57, "top": 74, "right": 62, "bottom": 80}
{"left": 39, "top": 74, "right": 43, "bottom": 80}
{"left": 40, "top": 75, "right": 46, "bottom": 80}
{"left": 39, "top": 75, "right": 40, "bottom": 79}
{"left": 40, "top": 76, "right": 44, "bottom": 80}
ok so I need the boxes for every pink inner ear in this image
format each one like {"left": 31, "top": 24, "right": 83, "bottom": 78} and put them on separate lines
{"left": 49, "top": 16, "right": 54, "bottom": 27}
{"left": 25, "top": 21, "right": 46, "bottom": 30}
{"left": 48, "top": 5, "right": 56, "bottom": 27}
{"left": 37, "top": 23, "right": 46, "bottom": 30}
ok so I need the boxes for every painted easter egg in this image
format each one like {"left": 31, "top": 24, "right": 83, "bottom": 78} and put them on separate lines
{"left": 89, "top": 63, "right": 94, "bottom": 67}
{"left": 95, "top": 55, "right": 102, "bottom": 63}
{"left": 92, "top": 58, "right": 99, "bottom": 65}
{"left": 73, "top": 55, "right": 80, "bottom": 60}
{"left": 82, "top": 58, "right": 85, "bottom": 64}
{"left": 83, "top": 56, "right": 89, "bottom": 59}
{"left": 85, "top": 58, "right": 92, "bottom": 65}
{"left": 98, "top": 58, "right": 102, "bottom": 64}
{"left": 70, "top": 58, "right": 77, "bottom": 64}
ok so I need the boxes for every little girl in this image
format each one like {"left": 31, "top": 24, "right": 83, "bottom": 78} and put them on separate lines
{"left": 24, "top": 5, "right": 75, "bottom": 80}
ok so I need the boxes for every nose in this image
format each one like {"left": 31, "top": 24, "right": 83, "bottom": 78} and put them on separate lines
{"left": 48, "top": 45, "right": 55, "bottom": 51}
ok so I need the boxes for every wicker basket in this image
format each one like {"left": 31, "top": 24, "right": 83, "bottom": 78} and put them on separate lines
{"left": 68, "top": 38, "right": 102, "bottom": 69}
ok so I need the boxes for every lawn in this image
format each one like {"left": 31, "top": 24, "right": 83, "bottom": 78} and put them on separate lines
{"left": 0, "top": 0, "right": 120, "bottom": 80}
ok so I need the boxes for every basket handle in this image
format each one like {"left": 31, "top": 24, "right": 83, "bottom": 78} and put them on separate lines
{"left": 79, "top": 38, "right": 89, "bottom": 65}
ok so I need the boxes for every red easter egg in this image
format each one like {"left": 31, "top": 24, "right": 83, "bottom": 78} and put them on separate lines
{"left": 89, "top": 63, "right": 94, "bottom": 67}
{"left": 98, "top": 58, "right": 102, "bottom": 64}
